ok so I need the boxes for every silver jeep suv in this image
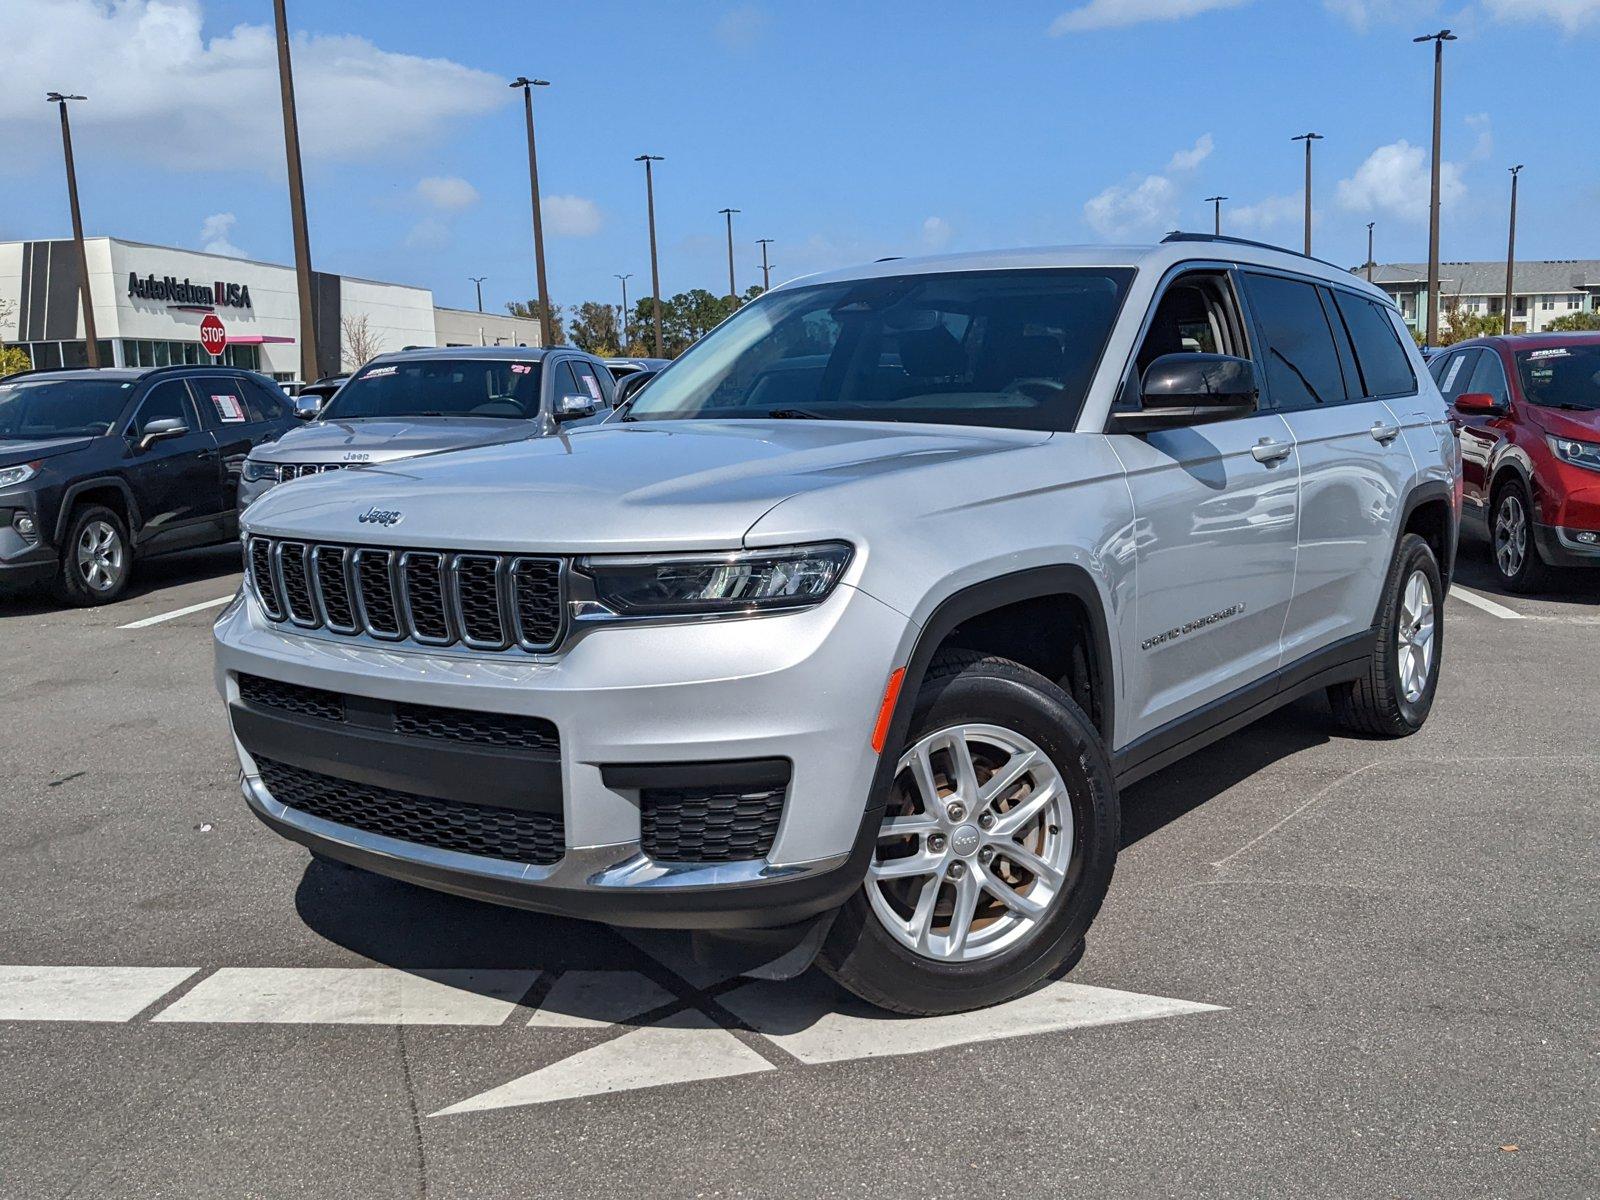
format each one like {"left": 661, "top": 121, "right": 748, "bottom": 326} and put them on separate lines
{"left": 214, "top": 235, "right": 1460, "bottom": 1014}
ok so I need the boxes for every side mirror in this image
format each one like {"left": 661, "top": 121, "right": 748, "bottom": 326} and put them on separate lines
{"left": 292, "top": 395, "right": 322, "bottom": 420}
{"left": 555, "top": 393, "right": 598, "bottom": 420}
{"left": 1454, "top": 391, "right": 1500, "bottom": 414}
{"left": 138, "top": 417, "right": 189, "bottom": 451}
{"left": 1113, "top": 353, "right": 1259, "bottom": 432}
{"left": 614, "top": 369, "right": 659, "bottom": 407}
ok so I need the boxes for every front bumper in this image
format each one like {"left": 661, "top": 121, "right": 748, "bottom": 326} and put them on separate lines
{"left": 214, "top": 582, "right": 913, "bottom": 929}
{"left": 1533, "top": 523, "right": 1600, "bottom": 569}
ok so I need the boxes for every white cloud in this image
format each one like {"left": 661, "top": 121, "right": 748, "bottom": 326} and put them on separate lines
{"left": 1483, "top": 0, "right": 1600, "bottom": 34}
{"left": 1465, "top": 112, "right": 1493, "bottom": 161}
{"left": 1085, "top": 174, "right": 1177, "bottom": 239}
{"left": 1050, "top": 0, "right": 1253, "bottom": 33}
{"left": 1167, "top": 133, "right": 1214, "bottom": 172}
{"left": 198, "top": 212, "right": 246, "bottom": 257}
{"left": 1323, "top": 0, "right": 1440, "bottom": 31}
{"left": 1336, "top": 140, "right": 1465, "bottom": 221}
{"left": 714, "top": 4, "right": 769, "bottom": 50}
{"left": 0, "top": 0, "right": 507, "bottom": 171}
{"left": 545, "top": 195, "right": 603, "bottom": 238}
{"left": 404, "top": 217, "right": 451, "bottom": 251}
{"left": 415, "top": 176, "right": 479, "bottom": 211}
{"left": 1228, "top": 194, "right": 1302, "bottom": 232}
{"left": 920, "top": 216, "right": 954, "bottom": 250}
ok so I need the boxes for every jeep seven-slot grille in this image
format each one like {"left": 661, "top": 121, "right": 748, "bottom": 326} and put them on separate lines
{"left": 255, "top": 756, "right": 564, "bottom": 865}
{"left": 247, "top": 536, "right": 565, "bottom": 653}
{"left": 276, "top": 462, "right": 346, "bottom": 482}
{"left": 640, "top": 784, "right": 787, "bottom": 863}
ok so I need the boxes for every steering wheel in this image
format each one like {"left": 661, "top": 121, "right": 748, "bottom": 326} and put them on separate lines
{"left": 1003, "top": 378, "right": 1064, "bottom": 402}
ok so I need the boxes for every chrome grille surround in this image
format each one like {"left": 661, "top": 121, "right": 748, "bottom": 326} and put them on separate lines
{"left": 276, "top": 462, "right": 347, "bottom": 482}
{"left": 247, "top": 535, "right": 567, "bottom": 654}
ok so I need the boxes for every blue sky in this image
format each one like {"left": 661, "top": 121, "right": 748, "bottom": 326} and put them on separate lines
{"left": 3, "top": 0, "right": 1597, "bottom": 314}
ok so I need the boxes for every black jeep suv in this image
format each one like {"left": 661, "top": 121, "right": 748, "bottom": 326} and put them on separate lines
{"left": 0, "top": 365, "right": 298, "bottom": 606}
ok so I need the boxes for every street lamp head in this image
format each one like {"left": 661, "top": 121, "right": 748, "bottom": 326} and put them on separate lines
{"left": 1205, "top": 195, "right": 1227, "bottom": 203}
{"left": 635, "top": 154, "right": 664, "bottom": 163}
{"left": 509, "top": 77, "right": 550, "bottom": 88}
{"left": 718, "top": 207, "right": 741, "bottom": 216}
{"left": 1413, "top": 28, "right": 1455, "bottom": 42}
{"left": 1292, "top": 132, "right": 1323, "bottom": 142}
{"left": 1509, "top": 163, "right": 1524, "bottom": 175}
{"left": 45, "top": 92, "right": 87, "bottom": 103}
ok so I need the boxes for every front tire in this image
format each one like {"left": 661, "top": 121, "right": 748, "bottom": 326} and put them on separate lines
{"left": 1328, "top": 532, "right": 1442, "bottom": 738}
{"left": 53, "top": 504, "right": 133, "bottom": 607}
{"left": 1491, "top": 479, "right": 1551, "bottom": 594}
{"left": 818, "top": 650, "right": 1119, "bottom": 1015}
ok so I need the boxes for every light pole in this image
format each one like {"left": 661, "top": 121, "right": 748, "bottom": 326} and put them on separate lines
{"left": 1415, "top": 29, "right": 1456, "bottom": 347}
{"left": 1366, "top": 222, "right": 1376, "bottom": 282}
{"left": 757, "top": 238, "right": 774, "bottom": 291}
{"left": 614, "top": 273, "right": 632, "bottom": 347}
{"left": 272, "top": 0, "right": 319, "bottom": 382}
{"left": 717, "top": 208, "right": 740, "bottom": 300}
{"left": 45, "top": 92, "right": 99, "bottom": 369}
{"left": 635, "top": 155, "right": 665, "bottom": 357}
{"left": 1504, "top": 164, "right": 1523, "bottom": 335}
{"left": 1291, "top": 133, "right": 1322, "bottom": 256}
{"left": 1204, "top": 196, "right": 1227, "bottom": 236}
{"left": 469, "top": 276, "right": 487, "bottom": 313}
{"left": 510, "top": 77, "right": 553, "bottom": 348}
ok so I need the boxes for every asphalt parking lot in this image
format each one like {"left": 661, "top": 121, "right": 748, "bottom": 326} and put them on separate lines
{"left": 1, "top": 529, "right": 1595, "bottom": 1199}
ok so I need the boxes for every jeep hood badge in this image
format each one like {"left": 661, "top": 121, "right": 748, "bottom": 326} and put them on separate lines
{"left": 357, "top": 506, "right": 403, "bottom": 527}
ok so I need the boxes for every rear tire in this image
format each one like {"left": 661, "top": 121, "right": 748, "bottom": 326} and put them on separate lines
{"left": 818, "top": 650, "right": 1119, "bottom": 1015}
{"left": 53, "top": 504, "right": 133, "bottom": 607}
{"left": 1328, "top": 532, "right": 1442, "bottom": 738}
{"left": 1490, "top": 478, "right": 1552, "bottom": 594}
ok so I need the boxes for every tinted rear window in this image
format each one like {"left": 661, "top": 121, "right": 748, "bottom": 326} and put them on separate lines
{"left": 1333, "top": 292, "right": 1417, "bottom": 398}
{"left": 1243, "top": 274, "right": 1349, "bottom": 409}
{"left": 321, "top": 359, "right": 543, "bottom": 420}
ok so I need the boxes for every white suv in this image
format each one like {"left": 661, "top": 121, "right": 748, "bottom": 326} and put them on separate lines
{"left": 215, "top": 235, "right": 1460, "bottom": 1013}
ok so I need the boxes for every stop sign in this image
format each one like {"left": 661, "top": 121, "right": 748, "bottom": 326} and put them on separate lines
{"left": 199, "top": 313, "right": 227, "bottom": 357}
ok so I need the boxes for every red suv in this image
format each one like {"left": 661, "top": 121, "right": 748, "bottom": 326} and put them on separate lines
{"left": 1431, "top": 333, "right": 1600, "bottom": 591}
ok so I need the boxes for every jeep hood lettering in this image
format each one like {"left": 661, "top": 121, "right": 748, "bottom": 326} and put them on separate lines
{"left": 240, "top": 419, "right": 1049, "bottom": 552}
{"left": 255, "top": 417, "right": 540, "bottom": 465}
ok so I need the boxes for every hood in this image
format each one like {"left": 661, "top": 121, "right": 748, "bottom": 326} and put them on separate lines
{"left": 253, "top": 416, "right": 540, "bottom": 464}
{"left": 1527, "top": 403, "right": 1600, "bottom": 441}
{"left": 0, "top": 435, "right": 95, "bottom": 467}
{"left": 241, "top": 418, "right": 1049, "bottom": 553}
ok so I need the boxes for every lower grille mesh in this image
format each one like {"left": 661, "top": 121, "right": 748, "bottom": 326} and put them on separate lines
{"left": 237, "top": 673, "right": 345, "bottom": 723}
{"left": 641, "top": 785, "right": 786, "bottom": 863}
{"left": 256, "top": 757, "right": 564, "bottom": 866}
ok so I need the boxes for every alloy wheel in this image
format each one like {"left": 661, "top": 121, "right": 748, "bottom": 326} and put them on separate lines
{"left": 866, "top": 723, "right": 1075, "bottom": 963}
{"left": 1396, "top": 569, "right": 1436, "bottom": 704}
{"left": 1494, "top": 492, "right": 1527, "bottom": 579}
{"left": 76, "top": 520, "right": 124, "bottom": 593}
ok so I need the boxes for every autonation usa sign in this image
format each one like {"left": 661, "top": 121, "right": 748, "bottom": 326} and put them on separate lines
{"left": 127, "top": 272, "right": 253, "bottom": 310}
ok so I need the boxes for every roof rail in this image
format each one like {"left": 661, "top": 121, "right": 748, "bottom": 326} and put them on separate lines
{"left": 1162, "top": 231, "right": 1348, "bottom": 275}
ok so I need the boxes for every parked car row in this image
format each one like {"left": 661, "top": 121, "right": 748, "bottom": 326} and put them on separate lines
{"left": 0, "top": 347, "right": 656, "bottom": 605}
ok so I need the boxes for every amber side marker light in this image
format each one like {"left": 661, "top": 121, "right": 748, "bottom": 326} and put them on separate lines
{"left": 870, "top": 667, "right": 907, "bottom": 754}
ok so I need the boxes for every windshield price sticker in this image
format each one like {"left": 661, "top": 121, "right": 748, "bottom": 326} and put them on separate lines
{"left": 1529, "top": 348, "right": 1570, "bottom": 360}
{"left": 582, "top": 373, "right": 602, "bottom": 399}
{"left": 510, "top": 363, "right": 534, "bottom": 375}
{"left": 211, "top": 394, "right": 246, "bottom": 423}
{"left": 364, "top": 365, "right": 398, "bottom": 378}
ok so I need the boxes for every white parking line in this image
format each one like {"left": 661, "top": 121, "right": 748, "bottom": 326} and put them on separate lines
{"left": 118, "top": 594, "right": 235, "bottom": 630}
{"left": 152, "top": 967, "right": 539, "bottom": 1025}
{"left": 1449, "top": 586, "right": 1525, "bottom": 620}
{"left": 0, "top": 966, "right": 198, "bottom": 1022}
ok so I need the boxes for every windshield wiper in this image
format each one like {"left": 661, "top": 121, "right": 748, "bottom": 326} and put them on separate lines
{"left": 764, "top": 408, "right": 825, "bottom": 419}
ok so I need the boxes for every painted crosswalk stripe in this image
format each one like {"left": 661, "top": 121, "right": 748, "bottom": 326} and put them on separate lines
{"left": 119, "top": 594, "right": 235, "bottom": 630}
{"left": 0, "top": 966, "right": 198, "bottom": 1023}
{"left": 1449, "top": 587, "right": 1524, "bottom": 620}
{"left": 433, "top": 1009, "right": 775, "bottom": 1115}
{"left": 151, "top": 967, "right": 540, "bottom": 1025}
{"left": 718, "top": 976, "right": 1227, "bottom": 1064}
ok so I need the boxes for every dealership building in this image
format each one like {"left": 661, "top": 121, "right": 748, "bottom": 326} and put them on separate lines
{"left": 0, "top": 236, "right": 541, "bottom": 382}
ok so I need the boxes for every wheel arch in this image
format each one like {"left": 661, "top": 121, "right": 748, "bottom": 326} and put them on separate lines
{"left": 53, "top": 477, "right": 142, "bottom": 546}
{"left": 1397, "top": 479, "right": 1458, "bottom": 592}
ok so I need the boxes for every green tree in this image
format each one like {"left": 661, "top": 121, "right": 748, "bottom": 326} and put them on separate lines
{"left": 0, "top": 345, "right": 30, "bottom": 377}
{"left": 506, "top": 299, "right": 567, "bottom": 346}
{"left": 1437, "top": 301, "right": 1505, "bottom": 346}
{"left": 1546, "top": 310, "right": 1600, "bottom": 332}
{"left": 568, "top": 301, "right": 622, "bottom": 355}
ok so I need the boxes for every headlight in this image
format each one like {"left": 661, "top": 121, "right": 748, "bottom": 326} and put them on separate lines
{"left": 1547, "top": 435, "right": 1600, "bottom": 473}
{"left": 241, "top": 458, "right": 276, "bottom": 483}
{"left": 579, "top": 542, "right": 853, "bottom": 616}
{"left": 0, "top": 462, "right": 39, "bottom": 489}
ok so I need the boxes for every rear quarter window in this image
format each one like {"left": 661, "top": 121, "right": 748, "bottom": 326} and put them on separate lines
{"left": 1333, "top": 292, "right": 1417, "bottom": 398}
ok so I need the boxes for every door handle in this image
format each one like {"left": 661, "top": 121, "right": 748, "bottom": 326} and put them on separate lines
{"left": 1370, "top": 422, "right": 1401, "bottom": 444}
{"left": 1251, "top": 438, "right": 1293, "bottom": 465}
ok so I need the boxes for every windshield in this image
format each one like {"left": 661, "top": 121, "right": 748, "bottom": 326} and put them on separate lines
{"left": 624, "top": 268, "right": 1135, "bottom": 431}
{"left": 0, "top": 378, "right": 135, "bottom": 439}
{"left": 320, "top": 359, "right": 542, "bottom": 421}
{"left": 1516, "top": 345, "right": 1600, "bottom": 411}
